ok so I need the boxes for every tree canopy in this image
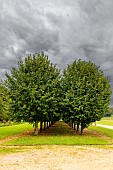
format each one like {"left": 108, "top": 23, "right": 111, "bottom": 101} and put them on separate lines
{"left": 5, "top": 52, "right": 61, "bottom": 134}
{"left": 4, "top": 54, "right": 112, "bottom": 135}
{"left": 61, "top": 60, "right": 112, "bottom": 134}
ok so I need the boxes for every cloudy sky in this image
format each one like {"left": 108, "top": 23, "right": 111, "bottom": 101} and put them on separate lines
{"left": 0, "top": 0, "right": 113, "bottom": 105}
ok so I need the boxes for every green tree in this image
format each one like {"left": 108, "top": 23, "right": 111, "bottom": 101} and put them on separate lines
{"left": 0, "top": 84, "right": 10, "bottom": 121}
{"left": 62, "top": 60, "right": 112, "bottom": 134}
{"left": 5, "top": 52, "right": 60, "bottom": 135}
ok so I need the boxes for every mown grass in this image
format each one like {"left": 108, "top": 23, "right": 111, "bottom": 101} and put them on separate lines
{"left": 102, "top": 116, "right": 113, "bottom": 120}
{"left": 89, "top": 125, "right": 113, "bottom": 139}
{"left": 97, "top": 120, "right": 113, "bottom": 126}
{"left": 1, "top": 120, "right": 113, "bottom": 152}
{"left": 2, "top": 135, "right": 108, "bottom": 146}
{"left": 0, "top": 121, "right": 109, "bottom": 146}
{"left": 97, "top": 116, "right": 113, "bottom": 126}
{"left": 0, "top": 123, "right": 33, "bottom": 140}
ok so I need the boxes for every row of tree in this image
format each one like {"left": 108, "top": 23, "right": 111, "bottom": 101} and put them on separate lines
{"left": 0, "top": 85, "right": 10, "bottom": 122}
{"left": 0, "top": 52, "right": 112, "bottom": 134}
{"left": 61, "top": 60, "right": 111, "bottom": 134}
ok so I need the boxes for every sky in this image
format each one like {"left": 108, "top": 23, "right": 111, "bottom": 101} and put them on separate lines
{"left": 0, "top": 0, "right": 113, "bottom": 106}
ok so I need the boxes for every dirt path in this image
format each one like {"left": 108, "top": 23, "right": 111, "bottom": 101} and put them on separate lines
{"left": 0, "top": 145, "right": 113, "bottom": 170}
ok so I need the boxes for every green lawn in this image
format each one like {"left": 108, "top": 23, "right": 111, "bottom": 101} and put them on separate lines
{"left": 89, "top": 125, "right": 113, "bottom": 139}
{"left": 3, "top": 135, "right": 108, "bottom": 146}
{"left": 1, "top": 120, "right": 113, "bottom": 148}
{"left": 1, "top": 119, "right": 113, "bottom": 155}
{"left": 97, "top": 116, "right": 113, "bottom": 126}
{"left": 0, "top": 121, "right": 110, "bottom": 146}
{"left": 0, "top": 123, "right": 33, "bottom": 140}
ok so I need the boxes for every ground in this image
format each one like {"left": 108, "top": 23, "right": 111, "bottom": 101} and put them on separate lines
{"left": 1, "top": 122, "right": 113, "bottom": 170}
{"left": 0, "top": 145, "right": 113, "bottom": 170}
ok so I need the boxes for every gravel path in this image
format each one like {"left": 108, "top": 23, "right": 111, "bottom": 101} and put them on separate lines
{"left": 1, "top": 145, "right": 113, "bottom": 170}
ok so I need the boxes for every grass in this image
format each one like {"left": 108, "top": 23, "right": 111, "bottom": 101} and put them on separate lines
{"left": 1, "top": 119, "right": 113, "bottom": 155}
{"left": 0, "top": 147, "right": 28, "bottom": 155}
{"left": 0, "top": 121, "right": 22, "bottom": 127}
{"left": 89, "top": 125, "right": 113, "bottom": 139}
{"left": 0, "top": 121, "right": 109, "bottom": 146}
{"left": 102, "top": 116, "right": 113, "bottom": 120}
{"left": 97, "top": 116, "right": 113, "bottom": 126}
{"left": 2, "top": 135, "right": 108, "bottom": 146}
{"left": 0, "top": 123, "right": 33, "bottom": 140}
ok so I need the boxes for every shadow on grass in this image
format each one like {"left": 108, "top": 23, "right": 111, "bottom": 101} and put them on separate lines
{"left": 1, "top": 121, "right": 111, "bottom": 146}
{"left": 38, "top": 121, "right": 84, "bottom": 136}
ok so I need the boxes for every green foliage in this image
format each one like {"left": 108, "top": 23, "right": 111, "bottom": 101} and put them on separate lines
{"left": 4, "top": 52, "right": 61, "bottom": 134}
{"left": 107, "top": 107, "right": 112, "bottom": 113}
{"left": 3, "top": 54, "right": 112, "bottom": 135}
{"left": 104, "top": 107, "right": 113, "bottom": 117}
{"left": 62, "top": 60, "right": 112, "bottom": 134}
{"left": 0, "top": 84, "right": 10, "bottom": 121}
{"left": 104, "top": 113, "right": 111, "bottom": 117}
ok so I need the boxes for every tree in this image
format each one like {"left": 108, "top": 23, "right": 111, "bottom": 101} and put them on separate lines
{"left": 5, "top": 52, "right": 61, "bottom": 135}
{"left": 0, "top": 84, "right": 10, "bottom": 122}
{"left": 62, "top": 60, "right": 112, "bottom": 134}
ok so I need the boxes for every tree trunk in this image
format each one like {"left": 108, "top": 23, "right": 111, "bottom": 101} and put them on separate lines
{"left": 49, "top": 121, "right": 51, "bottom": 127}
{"left": 81, "top": 122, "right": 85, "bottom": 135}
{"left": 34, "top": 119, "right": 38, "bottom": 135}
{"left": 76, "top": 123, "right": 79, "bottom": 132}
{"left": 81, "top": 125, "right": 84, "bottom": 135}
{"left": 68, "top": 122, "right": 71, "bottom": 127}
{"left": 40, "top": 121, "right": 42, "bottom": 132}
{"left": 44, "top": 121, "right": 46, "bottom": 130}
{"left": 47, "top": 121, "right": 49, "bottom": 128}
{"left": 71, "top": 120, "right": 73, "bottom": 129}
{"left": 74, "top": 123, "right": 76, "bottom": 130}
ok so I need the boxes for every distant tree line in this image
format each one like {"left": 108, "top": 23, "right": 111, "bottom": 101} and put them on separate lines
{"left": 0, "top": 52, "right": 112, "bottom": 134}
{"left": 0, "top": 84, "right": 10, "bottom": 122}
{"left": 104, "top": 107, "right": 113, "bottom": 117}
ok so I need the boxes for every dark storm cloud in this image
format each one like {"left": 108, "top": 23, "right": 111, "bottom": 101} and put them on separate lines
{"left": 0, "top": 0, "right": 113, "bottom": 105}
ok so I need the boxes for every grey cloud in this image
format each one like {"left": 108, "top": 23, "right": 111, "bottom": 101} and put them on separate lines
{"left": 0, "top": 0, "right": 113, "bottom": 105}
{"left": 101, "top": 61, "right": 113, "bottom": 71}
{"left": 0, "top": 0, "right": 60, "bottom": 66}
